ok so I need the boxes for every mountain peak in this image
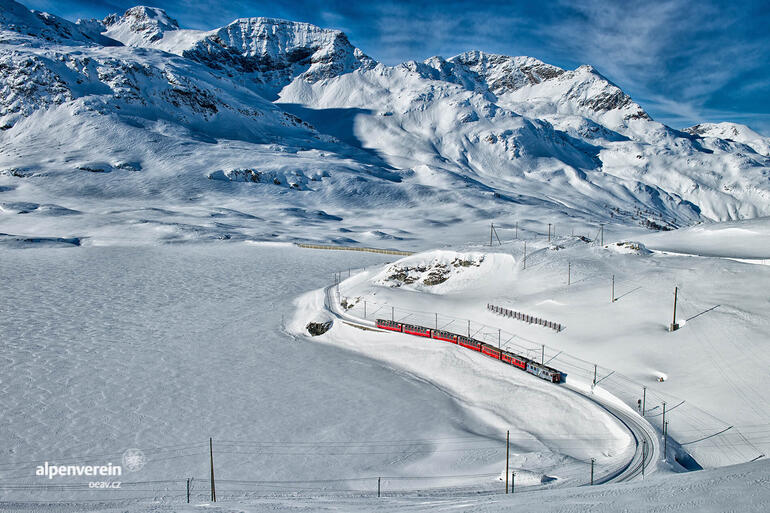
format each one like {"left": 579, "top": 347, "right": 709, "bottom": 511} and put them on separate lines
{"left": 0, "top": 0, "right": 116, "bottom": 45}
{"left": 103, "top": 5, "right": 180, "bottom": 45}
{"left": 684, "top": 122, "right": 770, "bottom": 156}
{"left": 181, "top": 16, "right": 376, "bottom": 98}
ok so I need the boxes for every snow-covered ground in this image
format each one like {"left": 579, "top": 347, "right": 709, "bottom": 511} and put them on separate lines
{"left": 64, "top": 457, "right": 768, "bottom": 513}
{"left": 318, "top": 232, "right": 770, "bottom": 471}
{"left": 3, "top": 237, "right": 769, "bottom": 511}
{"left": 2, "top": 1, "right": 770, "bottom": 511}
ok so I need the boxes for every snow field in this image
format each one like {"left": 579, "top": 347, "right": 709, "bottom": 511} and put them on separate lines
{"left": 3, "top": 244, "right": 531, "bottom": 502}
{"left": 329, "top": 238, "right": 770, "bottom": 469}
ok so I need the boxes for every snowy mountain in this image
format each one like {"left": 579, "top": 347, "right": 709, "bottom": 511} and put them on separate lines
{"left": 684, "top": 122, "right": 770, "bottom": 157}
{"left": 1, "top": 0, "right": 769, "bottom": 247}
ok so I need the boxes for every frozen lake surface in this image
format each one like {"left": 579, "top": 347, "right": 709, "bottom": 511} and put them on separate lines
{"left": 0, "top": 243, "right": 519, "bottom": 503}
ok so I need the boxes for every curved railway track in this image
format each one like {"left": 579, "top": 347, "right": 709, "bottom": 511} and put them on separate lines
{"left": 322, "top": 284, "right": 659, "bottom": 486}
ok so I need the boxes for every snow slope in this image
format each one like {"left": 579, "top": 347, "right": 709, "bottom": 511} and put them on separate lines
{"left": 328, "top": 243, "right": 770, "bottom": 469}
{"left": 685, "top": 122, "right": 770, "bottom": 157}
{"left": 1, "top": 0, "right": 769, "bottom": 251}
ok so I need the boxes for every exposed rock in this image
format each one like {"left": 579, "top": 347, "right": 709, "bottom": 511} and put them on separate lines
{"left": 306, "top": 320, "right": 332, "bottom": 336}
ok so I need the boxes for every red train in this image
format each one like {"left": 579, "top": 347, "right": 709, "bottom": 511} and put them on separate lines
{"left": 376, "top": 319, "right": 565, "bottom": 383}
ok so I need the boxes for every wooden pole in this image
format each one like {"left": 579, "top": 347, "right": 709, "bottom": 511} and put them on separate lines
{"left": 187, "top": 478, "right": 190, "bottom": 503}
{"left": 505, "top": 430, "right": 509, "bottom": 494}
{"left": 378, "top": 477, "right": 381, "bottom": 497}
{"left": 590, "top": 458, "right": 595, "bottom": 485}
{"left": 670, "top": 287, "right": 679, "bottom": 331}
{"left": 209, "top": 438, "right": 216, "bottom": 502}
{"left": 642, "top": 386, "right": 646, "bottom": 415}
{"left": 611, "top": 275, "right": 615, "bottom": 302}
{"left": 548, "top": 223, "right": 551, "bottom": 242}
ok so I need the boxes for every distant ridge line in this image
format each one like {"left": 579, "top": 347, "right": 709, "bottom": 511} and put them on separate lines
{"left": 296, "top": 243, "right": 414, "bottom": 256}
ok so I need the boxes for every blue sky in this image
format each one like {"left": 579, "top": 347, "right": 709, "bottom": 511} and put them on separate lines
{"left": 23, "top": 0, "right": 770, "bottom": 135}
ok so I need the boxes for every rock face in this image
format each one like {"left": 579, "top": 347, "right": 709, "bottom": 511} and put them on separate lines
{"left": 184, "top": 18, "right": 375, "bottom": 94}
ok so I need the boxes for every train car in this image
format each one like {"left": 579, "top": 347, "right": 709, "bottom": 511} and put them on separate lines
{"left": 402, "top": 323, "right": 431, "bottom": 337}
{"left": 376, "top": 319, "right": 403, "bottom": 332}
{"left": 375, "top": 318, "right": 565, "bottom": 384}
{"left": 480, "top": 343, "right": 501, "bottom": 360}
{"left": 457, "top": 336, "right": 481, "bottom": 352}
{"left": 431, "top": 329, "right": 458, "bottom": 343}
{"left": 501, "top": 350, "right": 528, "bottom": 370}
{"left": 526, "top": 361, "right": 562, "bottom": 383}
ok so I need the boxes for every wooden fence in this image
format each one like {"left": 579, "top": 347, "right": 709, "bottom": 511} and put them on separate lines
{"left": 296, "top": 243, "right": 414, "bottom": 256}
{"left": 487, "top": 304, "right": 563, "bottom": 332}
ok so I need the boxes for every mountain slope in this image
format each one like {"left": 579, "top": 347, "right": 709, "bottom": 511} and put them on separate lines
{"left": 1, "top": 0, "right": 769, "bottom": 248}
{"left": 684, "top": 122, "right": 770, "bottom": 157}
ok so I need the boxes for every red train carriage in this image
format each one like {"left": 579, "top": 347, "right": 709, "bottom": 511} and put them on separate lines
{"left": 376, "top": 319, "right": 402, "bottom": 332}
{"left": 431, "top": 330, "right": 458, "bottom": 343}
{"left": 480, "top": 343, "right": 501, "bottom": 360}
{"left": 501, "top": 351, "right": 528, "bottom": 370}
{"left": 375, "top": 317, "right": 565, "bottom": 384}
{"left": 457, "top": 336, "right": 481, "bottom": 351}
{"left": 402, "top": 324, "right": 431, "bottom": 337}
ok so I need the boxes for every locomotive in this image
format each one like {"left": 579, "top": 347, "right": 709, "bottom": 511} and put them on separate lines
{"left": 376, "top": 319, "right": 565, "bottom": 383}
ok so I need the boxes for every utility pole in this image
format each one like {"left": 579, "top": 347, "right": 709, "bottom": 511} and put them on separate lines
{"left": 568, "top": 261, "right": 571, "bottom": 286}
{"left": 435, "top": 312, "right": 438, "bottom": 330}
{"left": 670, "top": 287, "right": 679, "bottom": 331}
{"left": 498, "top": 329, "right": 501, "bottom": 351}
{"left": 511, "top": 472, "right": 515, "bottom": 493}
{"left": 541, "top": 344, "right": 545, "bottom": 365}
{"left": 642, "top": 386, "right": 646, "bottom": 415}
{"left": 391, "top": 306, "right": 394, "bottom": 321}
{"left": 378, "top": 477, "right": 381, "bottom": 498}
{"left": 593, "top": 364, "right": 597, "bottom": 386}
{"left": 468, "top": 319, "right": 471, "bottom": 337}
{"left": 490, "top": 223, "right": 494, "bottom": 247}
{"left": 662, "top": 401, "right": 667, "bottom": 431}
{"left": 590, "top": 458, "right": 595, "bottom": 485}
{"left": 664, "top": 421, "right": 668, "bottom": 460}
{"left": 187, "top": 478, "right": 190, "bottom": 503}
{"left": 611, "top": 275, "right": 615, "bottom": 302}
{"left": 364, "top": 300, "right": 367, "bottom": 318}
{"left": 505, "top": 430, "right": 510, "bottom": 494}
{"left": 548, "top": 223, "right": 552, "bottom": 242}
{"left": 209, "top": 438, "right": 216, "bottom": 503}
{"left": 642, "top": 440, "right": 647, "bottom": 478}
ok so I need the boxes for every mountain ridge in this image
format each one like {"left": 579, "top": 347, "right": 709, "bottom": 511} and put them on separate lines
{"left": 1, "top": 0, "right": 769, "bottom": 248}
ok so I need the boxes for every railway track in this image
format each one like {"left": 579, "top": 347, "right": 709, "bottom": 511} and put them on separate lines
{"left": 322, "top": 284, "right": 659, "bottom": 486}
